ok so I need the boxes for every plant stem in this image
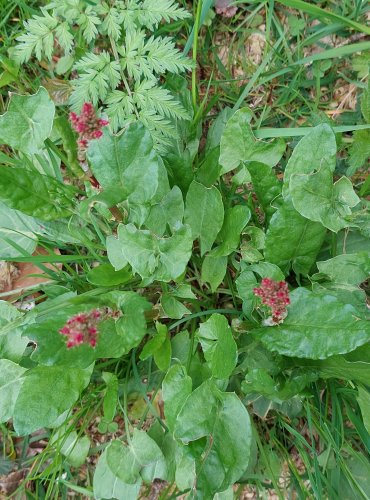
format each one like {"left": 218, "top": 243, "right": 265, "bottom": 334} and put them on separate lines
{"left": 191, "top": 0, "right": 203, "bottom": 111}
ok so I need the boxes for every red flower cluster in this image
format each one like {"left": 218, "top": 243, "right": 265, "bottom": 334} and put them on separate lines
{"left": 59, "top": 309, "right": 102, "bottom": 348}
{"left": 253, "top": 278, "right": 290, "bottom": 324}
{"left": 69, "top": 103, "right": 108, "bottom": 168}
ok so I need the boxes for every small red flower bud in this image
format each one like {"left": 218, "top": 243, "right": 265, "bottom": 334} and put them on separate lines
{"left": 253, "top": 278, "right": 290, "bottom": 324}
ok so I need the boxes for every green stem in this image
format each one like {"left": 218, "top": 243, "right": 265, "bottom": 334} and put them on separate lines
{"left": 191, "top": 0, "right": 203, "bottom": 111}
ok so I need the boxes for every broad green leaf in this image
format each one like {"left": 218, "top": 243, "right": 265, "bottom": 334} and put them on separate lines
{"left": 219, "top": 108, "right": 285, "bottom": 174}
{"left": 87, "top": 263, "right": 132, "bottom": 286}
{"left": 282, "top": 124, "right": 336, "bottom": 197}
{"left": 118, "top": 223, "right": 192, "bottom": 283}
{"left": 197, "top": 314, "right": 237, "bottom": 379}
{"left": 161, "top": 294, "right": 190, "bottom": 319}
{"left": 0, "top": 359, "right": 26, "bottom": 422}
{"left": 236, "top": 269, "right": 257, "bottom": 317}
{"left": 140, "top": 323, "right": 167, "bottom": 361}
{"left": 106, "top": 234, "right": 128, "bottom": 271}
{"left": 27, "top": 310, "right": 134, "bottom": 368}
{"left": 257, "top": 288, "right": 370, "bottom": 359}
{"left": 240, "top": 227, "right": 265, "bottom": 263}
{"left": 196, "top": 147, "right": 221, "bottom": 187}
{"left": 242, "top": 368, "right": 316, "bottom": 402}
{"left": 0, "top": 167, "right": 76, "bottom": 221}
{"left": 246, "top": 161, "right": 282, "bottom": 222}
{"left": 264, "top": 198, "right": 326, "bottom": 275}
{"left": 211, "top": 205, "right": 251, "bottom": 257}
{"left": 316, "top": 252, "right": 370, "bottom": 285}
{"left": 0, "top": 301, "right": 29, "bottom": 362}
{"left": 0, "top": 202, "right": 38, "bottom": 257}
{"left": 174, "top": 379, "right": 252, "bottom": 496}
{"left": 302, "top": 345, "right": 370, "bottom": 385}
{"left": 53, "top": 430, "right": 90, "bottom": 467}
{"left": 145, "top": 186, "right": 184, "bottom": 236}
{"left": 0, "top": 87, "right": 55, "bottom": 153}
{"left": 171, "top": 283, "right": 196, "bottom": 299}
{"left": 290, "top": 167, "right": 360, "bottom": 232}
{"left": 140, "top": 323, "right": 171, "bottom": 371}
{"left": 94, "top": 447, "right": 142, "bottom": 500}
{"left": 201, "top": 254, "right": 227, "bottom": 292}
{"left": 357, "top": 387, "right": 370, "bottom": 435}
{"left": 106, "top": 430, "right": 167, "bottom": 484}
{"left": 113, "top": 292, "right": 152, "bottom": 353}
{"left": 185, "top": 181, "right": 224, "bottom": 256}
{"left": 13, "top": 365, "right": 92, "bottom": 435}
{"left": 249, "top": 262, "right": 285, "bottom": 281}
{"left": 88, "top": 124, "right": 159, "bottom": 204}
{"left": 162, "top": 364, "right": 192, "bottom": 432}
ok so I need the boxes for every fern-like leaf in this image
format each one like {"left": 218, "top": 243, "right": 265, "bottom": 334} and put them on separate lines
{"left": 105, "top": 90, "right": 136, "bottom": 131}
{"left": 55, "top": 22, "right": 74, "bottom": 53}
{"left": 14, "top": 10, "right": 58, "bottom": 62}
{"left": 77, "top": 8, "right": 101, "bottom": 44}
{"left": 137, "top": 0, "right": 191, "bottom": 29}
{"left": 133, "top": 80, "right": 190, "bottom": 120}
{"left": 70, "top": 52, "right": 121, "bottom": 110}
{"left": 99, "top": 6, "right": 123, "bottom": 41}
{"left": 144, "top": 36, "right": 193, "bottom": 74}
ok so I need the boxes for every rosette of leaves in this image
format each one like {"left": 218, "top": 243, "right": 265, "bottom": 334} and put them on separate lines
{"left": 13, "top": 0, "right": 192, "bottom": 149}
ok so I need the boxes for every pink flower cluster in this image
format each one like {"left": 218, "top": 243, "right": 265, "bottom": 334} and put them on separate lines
{"left": 69, "top": 103, "right": 108, "bottom": 168}
{"left": 59, "top": 309, "right": 102, "bottom": 348}
{"left": 253, "top": 278, "right": 290, "bottom": 324}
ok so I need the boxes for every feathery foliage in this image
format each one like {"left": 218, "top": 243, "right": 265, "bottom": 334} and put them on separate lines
{"left": 13, "top": 0, "right": 192, "bottom": 147}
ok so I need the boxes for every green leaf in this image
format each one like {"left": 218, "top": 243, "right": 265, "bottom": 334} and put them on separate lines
{"left": 185, "top": 180, "right": 224, "bottom": 256}
{"left": 87, "top": 263, "right": 132, "bottom": 286}
{"left": 290, "top": 167, "right": 360, "bottom": 233}
{"left": 27, "top": 299, "right": 145, "bottom": 368}
{"left": 0, "top": 87, "right": 55, "bottom": 153}
{"left": 106, "top": 234, "right": 128, "bottom": 271}
{"left": 316, "top": 252, "right": 370, "bottom": 285}
{"left": 246, "top": 161, "right": 282, "bottom": 222}
{"left": 0, "top": 202, "right": 39, "bottom": 258}
{"left": 174, "top": 379, "right": 252, "bottom": 496}
{"left": 257, "top": 287, "right": 370, "bottom": 360}
{"left": 236, "top": 269, "right": 258, "bottom": 317}
{"left": 348, "top": 130, "right": 370, "bottom": 175}
{"left": 145, "top": 186, "right": 184, "bottom": 236}
{"left": 113, "top": 292, "right": 152, "bottom": 353}
{"left": 94, "top": 447, "right": 142, "bottom": 500}
{"left": 140, "top": 323, "right": 171, "bottom": 371}
{"left": 282, "top": 123, "right": 337, "bottom": 197}
{"left": 162, "top": 364, "right": 192, "bottom": 432}
{"left": 54, "top": 431, "right": 90, "bottom": 467}
{"left": 197, "top": 314, "right": 237, "bottom": 379}
{"left": 13, "top": 365, "right": 92, "bottom": 435}
{"left": 357, "top": 387, "right": 370, "bottom": 435}
{"left": 106, "top": 430, "right": 167, "bottom": 484}
{"left": 0, "top": 301, "right": 29, "bottom": 362}
{"left": 211, "top": 205, "right": 251, "bottom": 257}
{"left": 219, "top": 108, "right": 285, "bottom": 174}
{"left": 161, "top": 294, "right": 190, "bottom": 319}
{"left": 0, "top": 359, "right": 27, "bottom": 423}
{"left": 118, "top": 223, "right": 192, "bottom": 283}
{"left": 0, "top": 167, "right": 76, "bottom": 221}
{"left": 196, "top": 147, "right": 221, "bottom": 187}
{"left": 87, "top": 124, "right": 160, "bottom": 204}
{"left": 264, "top": 198, "right": 326, "bottom": 275}
{"left": 201, "top": 254, "right": 227, "bottom": 292}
